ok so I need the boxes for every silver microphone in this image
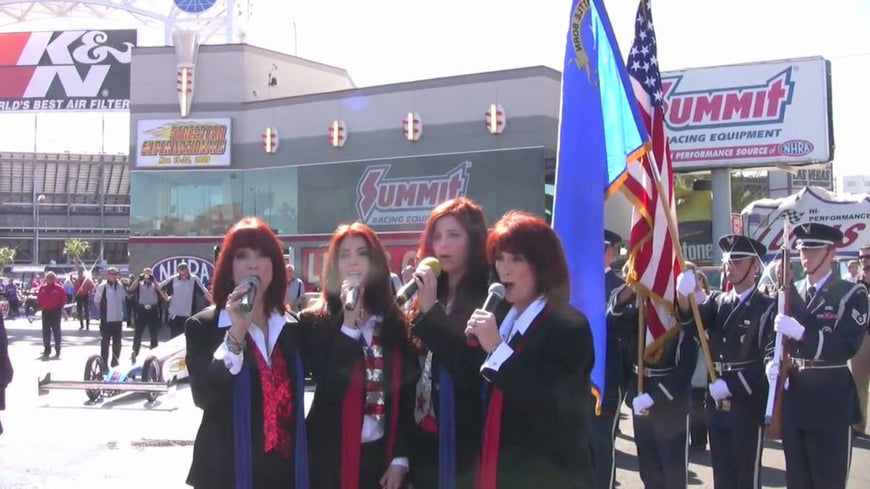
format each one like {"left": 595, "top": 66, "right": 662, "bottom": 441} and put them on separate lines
{"left": 240, "top": 276, "right": 260, "bottom": 314}
{"left": 344, "top": 272, "right": 362, "bottom": 311}
{"left": 467, "top": 283, "right": 506, "bottom": 346}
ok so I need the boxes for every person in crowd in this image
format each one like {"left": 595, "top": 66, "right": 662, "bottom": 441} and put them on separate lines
{"left": 405, "top": 197, "right": 489, "bottom": 489}
{"left": 687, "top": 266, "right": 711, "bottom": 453}
{"left": 62, "top": 276, "right": 74, "bottom": 304}
{"left": 161, "top": 262, "right": 213, "bottom": 338}
{"left": 852, "top": 244, "right": 870, "bottom": 437}
{"left": 4, "top": 279, "right": 20, "bottom": 318}
{"left": 847, "top": 260, "right": 860, "bottom": 283}
{"left": 94, "top": 267, "right": 127, "bottom": 367}
{"left": 0, "top": 313, "right": 11, "bottom": 436}
{"left": 184, "top": 217, "right": 309, "bottom": 489}
{"left": 465, "top": 211, "right": 594, "bottom": 489}
{"left": 609, "top": 268, "right": 698, "bottom": 489}
{"left": 123, "top": 273, "right": 137, "bottom": 329}
{"left": 770, "top": 224, "right": 867, "bottom": 489}
{"left": 285, "top": 264, "right": 306, "bottom": 312}
{"left": 37, "top": 272, "right": 66, "bottom": 360}
{"left": 677, "top": 236, "right": 775, "bottom": 489}
{"left": 72, "top": 268, "right": 95, "bottom": 331}
{"left": 298, "top": 222, "right": 416, "bottom": 489}
{"left": 127, "top": 267, "right": 169, "bottom": 363}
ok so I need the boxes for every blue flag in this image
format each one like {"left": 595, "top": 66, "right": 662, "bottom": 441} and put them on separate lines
{"left": 552, "top": 0, "right": 649, "bottom": 412}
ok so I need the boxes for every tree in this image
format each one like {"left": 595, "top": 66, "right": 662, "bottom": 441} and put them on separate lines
{"left": 63, "top": 239, "right": 91, "bottom": 265}
{"left": 0, "top": 247, "right": 16, "bottom": 276}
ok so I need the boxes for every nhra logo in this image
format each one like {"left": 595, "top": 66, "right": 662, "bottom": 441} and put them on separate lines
{"left": 152, "top": 256, "right": 214, "bottom": 284}
{"left": 356, "top": 162, "right": 471, "bottom": 226}
{"left": 661, "top": 68, "right": 794, "bottom": 131}
{"left": 0, "top": 30, "right": 136, "bottom": 111}
{"left": 778, "top": 139, "right": 814, "bottom": 157}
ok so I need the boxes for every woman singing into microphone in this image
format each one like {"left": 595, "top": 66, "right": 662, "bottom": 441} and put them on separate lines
{"left": 185, "top": 217, "right": 309, "bottom": 489}
{"left": 299, "top": 222, "right": 417, "bottom": 489}
{"left": 466, "top": 211, "right": 594, "bottom": 489}
{"left": 406, "top": 197, "right": 489, "bottom": 489}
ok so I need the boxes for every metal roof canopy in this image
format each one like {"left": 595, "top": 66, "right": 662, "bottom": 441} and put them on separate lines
{"left": 0, "top": 0, "right": 250, "bottom": 45}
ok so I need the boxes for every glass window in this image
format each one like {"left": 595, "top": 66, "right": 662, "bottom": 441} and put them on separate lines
{"left": 130, "top": 168, "right": 298, "bottom": 237}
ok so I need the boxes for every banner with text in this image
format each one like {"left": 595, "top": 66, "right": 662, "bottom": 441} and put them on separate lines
{"left": 661, "top": 57, "right": 832, "bottom": 170}
{"left": 136, "top": 118, "right": 232, "bottom": 167}
{"left": 0, "top": 29, "right": 136, "bottom": 112}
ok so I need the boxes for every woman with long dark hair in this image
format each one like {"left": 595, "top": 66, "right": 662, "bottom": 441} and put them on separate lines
{"left": 299, "top": 222, "right": 416, "bottom": 489}
{"left": 406, "top": 197, "right": 489, "bottom": 489}
{"left": 465, "top": 211, "right": 594, "bottom": 489}
{"left": 185, "top": 217, "right": 309, "bottom": 489}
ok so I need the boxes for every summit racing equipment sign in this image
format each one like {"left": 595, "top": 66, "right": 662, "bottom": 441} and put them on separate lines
{"left": 661, "top": 57, "right": 832, "bottom": 171}
{"left": 0, "top": 30, "right": 136, "bottom": 112}
{"left": 356, "top": 161, "right": 471, "bottom": 226}
{"left": 136, "top": 118, "right": 231, "bottom": 167}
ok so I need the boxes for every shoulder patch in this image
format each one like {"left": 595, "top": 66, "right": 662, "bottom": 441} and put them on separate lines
{"left": 853, "top": 309, "right": 868, "bottom": 327}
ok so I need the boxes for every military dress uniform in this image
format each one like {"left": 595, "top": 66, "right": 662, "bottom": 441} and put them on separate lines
{"left": 682, "top": 235, "right": 776, "bottom": 489}
{"left": 771, "top": 223, "right": 869, "bottom": 489}
{"left": 609, "top": 287, "right": 698, "bottom": 489}
{"left": 589, "top": 231, "right": 627, "bottom": 489}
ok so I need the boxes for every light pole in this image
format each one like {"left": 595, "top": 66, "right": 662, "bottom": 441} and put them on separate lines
{"left": 34, "top": 194, "right": 45, "bottom": 264}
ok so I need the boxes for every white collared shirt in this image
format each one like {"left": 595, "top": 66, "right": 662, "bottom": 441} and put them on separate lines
{"left": 809, "top": 270, "right": 832, "bottom": 292}
{"left": 733, "top": 285, "right": 756, "bottom": 305}
{"left": 213, "top": 310, "right": 295, "bottom": 375}
{"left": 340, "top": 315, "right": 409, "bottom": 469}
{"left": 481, "top": 295, "right": 548, "bottom": 374}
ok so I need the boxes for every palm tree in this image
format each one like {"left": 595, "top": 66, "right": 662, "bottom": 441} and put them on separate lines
{"left": 63, "top": 239, "right": 91, "bottom": 266}
{"left": 0, "top": 247, "right": 15, "bottom": 276}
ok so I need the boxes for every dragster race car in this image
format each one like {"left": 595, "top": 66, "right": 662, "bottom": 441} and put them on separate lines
{"left": 38, "top": 334, "right": 188, "bottom": 403}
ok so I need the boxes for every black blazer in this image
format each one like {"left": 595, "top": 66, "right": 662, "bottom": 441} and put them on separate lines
{"left": 298, "top": 305, "right": 418, "bottom": 489}
{"left": 484, "top": 303, "right": 595, "bottom": 489}
{"left": 184, "top": 306, "right": 304, "bottom": 489}
{"left": 409, "top": 287, "right": 488, "bottom": 489}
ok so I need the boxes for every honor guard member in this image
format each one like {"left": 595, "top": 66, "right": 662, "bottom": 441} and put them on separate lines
{"left": 589, "top": 230, "right": 627, "bottom": 489}
{"left": 770, "top": 223, "right": 868, "bottom": 489}
{"left": 608, "top": 282, "right": 699, "bottom": 489}
{"left": 676, "top": 235, "right": 775, "bottom": 489}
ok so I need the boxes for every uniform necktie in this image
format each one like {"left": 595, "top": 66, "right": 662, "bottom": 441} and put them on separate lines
{"left": 807, "top": 286, "right": 817, "bottom": 304}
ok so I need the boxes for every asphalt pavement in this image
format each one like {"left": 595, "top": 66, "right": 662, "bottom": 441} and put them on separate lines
{"left": 1, "top": 315, "right": 869, "bottom": 488}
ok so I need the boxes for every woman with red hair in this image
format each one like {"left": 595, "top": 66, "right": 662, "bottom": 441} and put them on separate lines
{"left": 465, "top": 211, "right": 594, "bottom": 489}
{"left": 299, "top": 222, "right": 416, "bottom": 489}
{"left": 405, "top": 197, "right": 490, "bottom": 489}
{"left": 184, "top": 217, "right": 309, "bottom": 489}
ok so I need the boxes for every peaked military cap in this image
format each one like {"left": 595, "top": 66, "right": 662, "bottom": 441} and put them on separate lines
{"left": 793, "top": 223, "right": 843, "bottom": 249}
{"left": 718, "top": 234, "right": 766, "bottom": 261}
{"left": 605, "top": 229, "right": 623, "bottom": 247}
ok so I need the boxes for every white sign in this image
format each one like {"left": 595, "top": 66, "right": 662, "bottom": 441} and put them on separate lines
{"left": 152, "top": 255, "right": 214, "bottom": 284}
{"left": 662, "top": 57, "right": 832, "bottom": 171}
{"left": 790, "top": 164, "right": 833, "bottom": 190}
{"left": 742, "top": 187, "right": 870, "bottom": 257}
{"left": 136, "top": 118, "right": 231, "bottom": 167}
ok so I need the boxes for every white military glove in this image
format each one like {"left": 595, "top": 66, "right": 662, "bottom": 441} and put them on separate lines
{"left": 676, "top": 271, "right": 697, "bottom": 297}
{"left": 708, "top": 379, "right": 732, "bottom": 401}
{"left": 632, "top": 393, "right": 655, "bottom": 415}
{"left": 775, "top": 314, "right": 805, "bottom": 341}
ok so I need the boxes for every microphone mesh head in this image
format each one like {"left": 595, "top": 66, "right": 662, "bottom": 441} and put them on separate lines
{"left": 488, "top": 282, "right": 506, "bottom": 299}
{"left": 419, "top": 256, "right": 442, "bottom": 277}
{"left": 247, "top": 276, "right": 261, "bottom": 288}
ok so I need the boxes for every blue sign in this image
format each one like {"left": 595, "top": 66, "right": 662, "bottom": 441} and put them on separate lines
{"left": 152, "top": 255, "right": 214, "bottom": 284}
{"left": 173, "top": 0, "right": 217, "bottom": 14}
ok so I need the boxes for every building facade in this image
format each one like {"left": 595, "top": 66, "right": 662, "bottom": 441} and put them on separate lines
{"left": 128, "top": 44, "right": 561, "bottom": 288}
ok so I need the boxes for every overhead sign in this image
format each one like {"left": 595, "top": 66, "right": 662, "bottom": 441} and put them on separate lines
{"left": 152, "top": 255, "right": 214, "bottom": 284}
{"left": 355, "top": 161, "right": 471, "bottom": 226}
{"left": 743, "top": 187, "right": 870, "bottom": 257}
{"left": 662, "top": 57, "right": 832, "bottom": 171}
{"left": 0, "top": 29, "right": 136, "bottom": 112}
{"left": 136, "top": 118, "right": 231, "bottom": 167}
{"left": 789, "top": 163, "right": 833, "bottom": 190}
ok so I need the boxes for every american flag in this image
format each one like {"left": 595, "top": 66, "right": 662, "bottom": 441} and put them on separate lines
{"left": 621, "top": 0, "right": 682, "bottom": 342}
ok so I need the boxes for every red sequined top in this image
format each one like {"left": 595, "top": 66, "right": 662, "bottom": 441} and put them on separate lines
{"left": 249, "top": 337, "right": 293, "bottom": 459}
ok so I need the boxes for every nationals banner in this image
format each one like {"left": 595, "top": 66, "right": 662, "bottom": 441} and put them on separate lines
{"left": 136, "top": 118, "right": 232, "bottom": 167}
{"left": 0, "top": 29, "right": 136, "bottom": 112}
{"left": 661, "top": 56, "right": 832, "bottom": 170}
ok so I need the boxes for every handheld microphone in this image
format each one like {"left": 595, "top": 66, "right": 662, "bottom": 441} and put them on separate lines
{"left": 240, "top": 276, "right": 260, "bottom": 314}
{"left": 467, "top": 283, "right": 506, "bottom": 346}
{"left": 344, "top": 272, "right": 362, "bottom": 311}
{"left": 395, "top": 257, "right": 442, "bottom": 306}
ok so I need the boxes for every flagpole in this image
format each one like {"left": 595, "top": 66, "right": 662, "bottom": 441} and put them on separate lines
{"left": 645, "top": 151, "right": 718, "bottom": 384}
{"left": 637, "top": 293, "right": 647, "bottom": 396}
